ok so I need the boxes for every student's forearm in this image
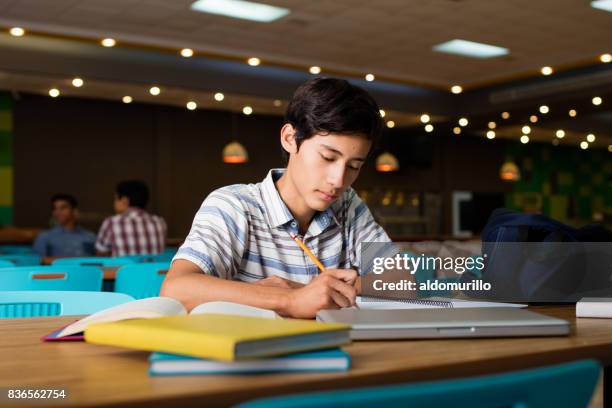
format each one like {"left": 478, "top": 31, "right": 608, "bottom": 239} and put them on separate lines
{"left": 160, "top": 273, "right": 292, "bottom": 314}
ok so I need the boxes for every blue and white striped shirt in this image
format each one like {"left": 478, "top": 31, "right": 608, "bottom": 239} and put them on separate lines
{"left": 174, "top": 169, "right": 391, "bottom": 284}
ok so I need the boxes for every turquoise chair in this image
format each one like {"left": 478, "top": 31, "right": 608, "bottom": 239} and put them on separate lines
{"left": 0, "top": 245, "right": 36, "bottom": 255}
{"left": 0, "top": 266, "right": 103, "bottom": 291}
{"left": 52, "top": 257, "right": 137, "bottom": 267}
{"left": 0, "top": 254, "right": 41, "bottom": 266}
{"left": 0, "top": 291, "right": 134, "bottom": 318}
{"left": 0, "top": 259, "right": 14, "bottom": 267}
{"left": 115, "top": 262, "right": 170, "bottom": 299}
{"left": 121, "top": 253, "right": 175, "bottom": 263}
{"left": 235, "top": 359, "right": 600, "bottom": 408}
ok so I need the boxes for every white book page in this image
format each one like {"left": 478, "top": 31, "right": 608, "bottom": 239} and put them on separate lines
{"left": 190, "top": 301, "right": 280, "bottom": 319}
{"left": 57, "top": 297, "right": 186, "bottom": 337}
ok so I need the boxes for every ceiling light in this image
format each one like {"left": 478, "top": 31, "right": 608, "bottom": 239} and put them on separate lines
{"left": 433, "top": 39, "right": 509, "bottom": 59}
{"left": 488, "top": 121, "right": 496, "bottom": 129}
{"left": 520, "top": 135, "right": 530, "bottom": 144}
{"left": 242, "top": 106, "right": 253, "bottom": 115}
{"left": 386, "top": 120, "right": 395, "bottom": 128}
{"left": 608, "top": 145, "right": 612, "bottom": 152}
{"left": 149, "top": 86, "right": 161, "bottom": 96}
{"left": 273, "top": 100, "right": 282, "bottom": 107}
{"left": 424, "top": 124, "right": 434, "bottom": 132}
{"left": 420, "top": 114, "right": 430, "bottom": 123}
{"left": 580, "top": 141, "right": 589, "bottom": 150}
{"left": 453, "top": 127, "right": 461, "bottom": 135}
{"left": 540, "top": 66, "right": 553, "bottom": 76}
{"left": 451, "top": 85, "right": 463, "bottom": 94}
{"left": 71, "top": 78, "right": 84, "bottom": 88}
{"left": 501, "top": 111, "right": 510, "bottom": 119}
{"left": 48, "top": 88, "right": 60, "bottom": 98}
{"left": 191, "top": 0, "right": 290, "bottom": 22}
{"left": 600, "top": 53, "right": 612, "bottom": 63}
{"left": 530, "top": 115, "right": 538, "bottom": 123}
{"left": 186, "top": 101, "right": 197, "bottom": 110}
{"left": 365, "top": 74, "right": 375, "bottom": 82}
{"left": 458, "top": 117, "right": 468, "bottom": 127}
{"left": 555, "top": 130, "right": 565, "bottom": 139}
{"left": 9, "top": 27, "right": 25, "bottom": 37}
{"left": 180, "top": 48, "right": 194, "bottom": 57}
{"left": 214, "top": 92, "right": 225, "bottom": 101}
{"left": 247, "top": 57, "right": 260, "bottom": 66}
{"left": 522, "top": 125, "right": 531, "bottom": 134}
{"left": 122, "top": 96, "right": 133, "bottom": 104}
{"left": 586, "top": 133, "right": 596, "bottom": 143}
{"left": 101, "top": 38, "right": 116, "bottom": 47}
{"left": 569, "top": 109, "right": 577, "bottom": 117}
{"left": 376, "top": 152, "right": 399, "bottom": 172}
{"left": 379, "top": 109, "right": 386, "bottom": 118}
{"left": 591, "top": 0, "right": 612, "bottom": 12}
{"left": 486, "top": 130, "right": 496, "bottom": 139}
{"left": 592, "top": 96, "right": 602, "bottom": 105}
{"left": 539, "top": 105, "right": 549, "bottom": 114}
{"left": 309, "top": 66, "right": 321, "bottom": 74}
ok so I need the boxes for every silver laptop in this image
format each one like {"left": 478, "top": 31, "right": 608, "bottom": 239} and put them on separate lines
{"left": 316, "top": 308, "right": 570, "bottom": 340}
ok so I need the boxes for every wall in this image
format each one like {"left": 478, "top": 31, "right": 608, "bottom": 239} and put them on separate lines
{"left": 0, "top": 92, "right": 12, "bottom": 225}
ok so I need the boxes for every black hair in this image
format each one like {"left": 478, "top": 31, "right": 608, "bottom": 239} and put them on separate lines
{"left": 51, "top": 193, "right": 78, "bottom": 209}
{"left": 116, "top": 180, "right": 149, "bottom": 209}
{"left": 282, "top": 77, "right": 384, "bottom": 162}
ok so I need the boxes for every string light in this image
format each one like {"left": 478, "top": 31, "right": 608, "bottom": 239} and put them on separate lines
{"left": 486, "top": 130, "right": 496, "bottom": 139}
{"left": 488, "top": 121, "right": 496, "bottom": 129}
{"left": 71, "top": 78, "right": 84, "bottom": 87}
{"left": 365, "top": 73, "right": 375, "bottom": 81}
{"left": 48, "top": 88, "right": 60, "bottom": 98}
{"left": 9, "top": 27, "right": 25, "bottom": 37}
{"left": 458, "top": 118, "right": 468, "bottom": 127}
{"left": 309, "top": 66, "right": 321, "bottom": 74}
{"left": 386, "top": 120, "right": 395, "bottom": 128}
{"left": 424, "top": 124, "right": 434, "bottom": 133}
{"left": 149, "top": 86, "right": 161, "bottom": 96}
{"left": 586, "top": 133, "right": 596, "bottom": 143}
{"left": 555, "top": 130, "right": 565, "bottom": 139}
{"left": 521, "top": 125, "right": 531, "bottom": 134}
{"left": 122, "top": 96, "right": 133, "bottom": 104}
{"left": 501, "top": 112, "right": 510, "bottom": 119}
{"left": 580, "top": 141, "right": 589, "bottom": 150}
{"left": 186, "top": 101, "right": 197, "bottom": 110}
{"left": 569, "top": 109, "right": 577, "bottom": 117}
{"left": 592, "top": 96, "right": 602, "bottom": 106}
{"left": 214, "top": 92, "right": 225, "bottom": 101}
{"left": 451, "top": 85, "right": 463, "bottom": 94}
{"left": 600, "top": 54, "right": 611, "bottom": 63}
{"left": 242, "top": 106, "right": 253, "bottom": 115}
{"left": 101, "top": 38, "right": 116, "bottom": 47}
{"left": 539, "top": 105, "right": 549, "bottom": 114}
{"left": 520, "top": 135, "right": 530, "bottom": 144}
{"left": 541, "top": 66, "right": 553, "bottom": 76}
{"left": 247, "top": 57, "right": 260, "bottom": 66}
{"left": 180, "top": 48, "right": 194, "bottom": 58}
{"left": 453, "top": 127, "right": 461, "bottom": 135}
{"left": 530, "top": 115, "right": 538, "bottom": 123}
{"left": 420, "top": 114, "right": 430, "bottom": 123}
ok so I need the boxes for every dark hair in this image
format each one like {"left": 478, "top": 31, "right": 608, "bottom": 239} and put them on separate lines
{"left": 282, "top": 77, "right": 383, "bottom": 162}
{"left": 116, "top": 180, "right": 149, "bottom": 209}
{"left": 51, "top": 193, "right": 78, "bottom": 209}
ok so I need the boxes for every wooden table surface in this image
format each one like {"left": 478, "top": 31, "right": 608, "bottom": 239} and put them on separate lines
{"left": 1, "top": 306, "right": 611, "bottom": 408}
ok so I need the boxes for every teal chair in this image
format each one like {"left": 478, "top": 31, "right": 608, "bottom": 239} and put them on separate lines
{"left": 121, "top": 253, "right": 175, "bottom": 263}
{"left": 0, "top": 291, "right": 134, "bottom": 318}
{"left": 0, "top": 245, "right": 36, "bottom": 255}
{"left": 0, "top": 254, "right": 41, "bottom": 266}
{"left": 52, "top": 257, "right": 137, "bottom": 267}
{"left": 0, "top": 259, "right": 14, "bottom": 267}
{"left": 115, "top": 262, "right": 170, "bottom": 299}
{"left": 0, "top": 266, "right": 103, "bottom": 291}
{"left": 235, "top": 359, "right": 600, "bottom": 408}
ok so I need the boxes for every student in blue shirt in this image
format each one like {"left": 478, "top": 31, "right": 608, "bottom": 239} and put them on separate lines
{"left": 33, "top": 194, "right": 96, "bottom": 264}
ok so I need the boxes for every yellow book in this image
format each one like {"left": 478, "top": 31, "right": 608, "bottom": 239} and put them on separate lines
{"left": 85, "top": 313, "right": 350, "bottom": 361}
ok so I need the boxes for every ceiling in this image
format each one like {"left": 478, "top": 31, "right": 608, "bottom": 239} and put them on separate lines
{"left": 0, "top": 0, "right": 610, "bottom": 148}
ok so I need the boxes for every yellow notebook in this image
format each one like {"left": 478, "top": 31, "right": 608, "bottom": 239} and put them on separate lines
{"left": 85, "top": 313, "right": 351, "bottom": 361}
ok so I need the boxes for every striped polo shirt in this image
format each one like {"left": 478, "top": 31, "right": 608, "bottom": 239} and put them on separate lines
{"left": 174, "top": 169, "right": 391, "bottom": 284}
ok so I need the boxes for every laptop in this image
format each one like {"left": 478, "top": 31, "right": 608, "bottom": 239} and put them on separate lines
{"left": 316, "top": 308, "right": 570, "bottom": 340}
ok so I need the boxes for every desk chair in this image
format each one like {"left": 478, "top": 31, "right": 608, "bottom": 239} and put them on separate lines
{"left": 0, "top": 259, "right": 14, "bottom": 267}
{"left": 0, "top": 266, "right": 103, "bottom": 291}
{"left": 114, "top": 263, "right": 170, "bottom": 299}
{"left": 0, "top": 254, "right": 41, "bottom": 266}
{"left": 0, "top": 245, "right": 35, "bottom": 255}
{"left": 236, "top": 359, "right": 600, "bottom": 408}
{"left": 52, "top": 257, "right": 137, "bottom": 267}
{"left": 0, "top": 290, "right": 134, "bottom": 317}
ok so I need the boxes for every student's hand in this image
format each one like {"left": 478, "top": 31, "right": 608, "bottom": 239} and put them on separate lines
{"left": 253, "top": 276, "right": 305, "bottom": 289}
{"left": 284, "top": 269, "right": 358, "bottom": 319}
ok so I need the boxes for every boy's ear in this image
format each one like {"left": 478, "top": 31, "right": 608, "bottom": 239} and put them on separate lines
{"left": 280, "top": 124, "right": 298, "bottom": 155}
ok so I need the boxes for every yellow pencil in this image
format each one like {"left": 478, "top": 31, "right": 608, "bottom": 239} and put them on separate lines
{"left": 289, "top": 233, "right": 327, "bottom": 273}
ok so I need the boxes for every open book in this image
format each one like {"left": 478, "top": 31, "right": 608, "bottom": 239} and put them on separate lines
{"left": 44, "top": 297, "right": 279, "bottom": 340}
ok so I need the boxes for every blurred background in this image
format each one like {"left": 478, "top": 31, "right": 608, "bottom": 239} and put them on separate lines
{"left": 0, "top": 0, "right": 610, "bottom": 244}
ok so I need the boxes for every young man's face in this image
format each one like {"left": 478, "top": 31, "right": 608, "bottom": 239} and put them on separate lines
{"left": 52, "top": 199, "right": 76, "bottom": 226}
{"left": 286, "top": 131, "right": 371, "bottom": 211}
{"left": 113, "top": 194, "right": 130, "bottom": 214}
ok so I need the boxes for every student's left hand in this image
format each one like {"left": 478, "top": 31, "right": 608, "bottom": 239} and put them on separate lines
{"left": 253, "top": 276, "right": 305, "bottom": 289}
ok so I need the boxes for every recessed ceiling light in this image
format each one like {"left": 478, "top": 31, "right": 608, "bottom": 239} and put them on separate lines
{"left": 71, "top": 78, "right": 84, "bottom": 87}
{"left": 520, "top": 135, "right": 530, "bottom": 144}
{"left": 186, "top": 101, "right": 197, "bottom": 110}
{"left": 592, "top": 96, "right": 603, "bottom": 105}
{"left": 247, "top": 57, "right": 260, "bottom": 66}
{"left": 180, "top": 48, "right": 194, "bottom": 58}
{"left": 501, "top": 111, "right": 510, "bottom": 119}
{"left": 424, "top": 124, "right": 434, "bottom": 132}
{"left": 379, "top": 109, "right": 386, "bottom": 118}
{"left": 522, "top": 125, "right": 531, "bottom": 134}
{"left": 9, "top": 27, "right": 25, "bottom": 37}
{"left": 530, "top": 115, "right": 538, "bottom": 123}
{"left": 365, "top": 74, "right": 375, "bottom": 82}
{"left": 101, "top": 38, "right": 116, "bottom": 47}
{"left": 555, "top": 130, "right": 565, "bottom": 139}
{"left": 458, "top": 117, "right": 468, "bottom": 127}
{"left": 48, "top": 88, "right": 60, "bottom": 98}
{"left": 488, "top": 121, "right": 496, "bottom": 129}
{"left": 539, "top": 105, "right": 549, "bottom": 114}
{"left": 190, "top": 0, "right": 290, "bottom": 22}
{"left": 273, "top": 99, "right": 282, "bottom": 107}
{"left": 586, "top": 133, "right": 596, "bottom": 143}
{"left": 486, "top": 130, "right": 496, "bottom": 139}
{"left": 541, "top": 66, "right": 553, "bottom": 76}
{"left": 386, "top": 120, "right": 395, "bottom": 128}
{"left": 122, "top": 96, "right": 133, "bottom": 104}
{"left": 214, "top": 92, "right": 225, "bottom": 101}
{"left": 453, "top": 127, "right": 461, "bottom": 135}
{"left": 433, "top": 39, "right": 509, "bottom": 59}
{"left": 420, "top": 114, "right": 430, "bottom": 124}
{"left": 309, "top": 66, "right": 321, "bottom": 74}
{"left": 149, "top": 86, "right": 161, "bottom": 96}
{"left": 608, "top": 144, "right": 612, "bottom": 152}
{"left": 591, "top": 0, "right": 612, "bottom": 13}
{"left": 580, "top": 141, "right": 589, "bottom": 150}
{"left": 600, "top": 53, "right": 612, "bottom": 63}
{"left": 242, "top": 106, "right": 253, "bottom": 115}
{"left": 569, "top": 109, "right": 577, "bottom": 117}
{"left": 451, "top": 85, "right": 463, "bottom": 94}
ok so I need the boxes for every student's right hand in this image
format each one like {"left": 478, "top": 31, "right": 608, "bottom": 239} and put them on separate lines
{"left": 283, "top": 269, "right": 358, "bottom": 319}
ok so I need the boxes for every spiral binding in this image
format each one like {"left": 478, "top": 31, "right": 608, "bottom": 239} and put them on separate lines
{"left": 359, "top": 296, "right": 454, "bottom": 308}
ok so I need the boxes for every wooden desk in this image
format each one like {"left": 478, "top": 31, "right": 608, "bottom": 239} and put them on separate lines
{"left": 0, "top": 306, "right": 611, "bottom": 408}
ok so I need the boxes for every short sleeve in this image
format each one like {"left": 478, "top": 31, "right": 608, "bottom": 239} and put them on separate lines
{"left": 173, "top": 188, "right": 249, "bottom": 279}
{"left": 33, "top": 232, "right": 50, "bottom": 257}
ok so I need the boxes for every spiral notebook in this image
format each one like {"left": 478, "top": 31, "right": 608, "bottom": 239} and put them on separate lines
{"left": 355, "top": 296, "right": 526, "bottom": 310}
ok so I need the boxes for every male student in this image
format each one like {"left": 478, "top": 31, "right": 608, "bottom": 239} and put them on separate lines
{"left": 161, "top": 78, "right": 391, "bottom": 318}
{"left": 96, "top": 180, "right": 167, "bottom": 256}
{"left": 33, "top": 194, "right": 96, "bottom": 264}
